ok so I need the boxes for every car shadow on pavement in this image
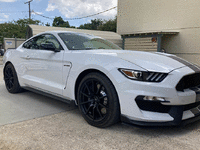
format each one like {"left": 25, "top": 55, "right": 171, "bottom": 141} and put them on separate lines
{"left": 107, "top": 119, "right": 200, "bottom": 137}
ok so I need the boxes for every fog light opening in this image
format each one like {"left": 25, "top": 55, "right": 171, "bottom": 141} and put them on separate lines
{"left": 143, "top": 96, "right": 166, "bottom": 102}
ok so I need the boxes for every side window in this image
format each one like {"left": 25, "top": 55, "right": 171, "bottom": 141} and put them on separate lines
{"left": 43, "top": 34, "right": 63, "bottom": 51}
{"left": 23, "top": 34, "right": 63, "bottom": 51}
{"left": 22, "top": 39, "right": 34, "bottom": 49}
{"left": 22, "top": 35, "right": 44, "bottom": 49}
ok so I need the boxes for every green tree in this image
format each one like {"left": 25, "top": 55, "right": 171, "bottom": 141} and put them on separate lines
{"left": 78, "top": 19, "right": 103, "bottom": 30}
{"left": 45, "top": 22, "right": 50, "bottom": 26}
{"left": 14, "top": 18, "right": 40, "bottom": 28}
{"left": 99, "top": 17, "right": 117, "bottom": 32}
{"left": 52, "top": 16, "right": 70, "bottom": 27}
{"left": 0, "top": 18, "right": 41, "bottom": 45}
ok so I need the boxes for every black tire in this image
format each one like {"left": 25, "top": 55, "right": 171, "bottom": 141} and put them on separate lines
{"left": 77, "top": 72, "right": 120, "bottom": 128}
{"left": 4, "top": 63, "right": 22, "bottom": 93}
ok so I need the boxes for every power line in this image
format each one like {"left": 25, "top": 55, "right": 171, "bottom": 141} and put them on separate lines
{"left": 32, "top": 11, "right": 54, "bottom": 20}
{"left": 0, "top": 11, "right": 28, "bottom": 13}
{"left": 32, "top": 6, "right": 117, "bottom": 21}
{"left": 65, "top": 6, "right": 117, "bottom": 20}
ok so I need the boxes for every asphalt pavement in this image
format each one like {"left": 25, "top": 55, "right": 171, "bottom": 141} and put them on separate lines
{"left": 0, "top": 64, "right": 200, "bottom": 150}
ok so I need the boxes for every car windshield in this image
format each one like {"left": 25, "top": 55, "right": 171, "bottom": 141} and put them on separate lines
{"left": 58, "top": 33, "right": 122, "bottom": 50}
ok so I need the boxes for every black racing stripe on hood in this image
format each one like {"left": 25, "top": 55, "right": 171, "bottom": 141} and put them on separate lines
{"left": 167, "top": 55, "right": 200, "bottom": 72}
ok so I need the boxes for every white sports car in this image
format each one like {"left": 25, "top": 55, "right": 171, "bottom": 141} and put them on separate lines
{"left": 3, "top": 31, "right": 200, "bottom": 127}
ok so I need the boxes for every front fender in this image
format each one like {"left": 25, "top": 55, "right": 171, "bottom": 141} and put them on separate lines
{"left": 63, "top": 53, "right": 146, "bottom": 100}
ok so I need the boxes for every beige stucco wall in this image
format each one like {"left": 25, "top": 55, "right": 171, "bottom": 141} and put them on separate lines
{"left": 161, "top": 28, "right": 200, "bottom": 65}
{"left": 117, "top": 0, "right": 200, "bottom": 65}
{"left": 117, "top": 0, "right": 200, "bottom": 34}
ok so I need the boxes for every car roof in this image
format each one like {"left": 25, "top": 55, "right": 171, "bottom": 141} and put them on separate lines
{"left": 42, "top": 30, "right": 102, "bottom": 39}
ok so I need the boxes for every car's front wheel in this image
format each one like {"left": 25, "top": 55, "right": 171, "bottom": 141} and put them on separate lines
{"left": 4, "top": 63, "right": 22, "bottom": 93}
{"left": 77, "top": 72, "right": 120, "bottom": 128}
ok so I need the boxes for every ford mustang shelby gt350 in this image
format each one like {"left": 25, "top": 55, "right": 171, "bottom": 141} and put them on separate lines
{"left": 3, "top": 31, "right": 200, "bottom": 127}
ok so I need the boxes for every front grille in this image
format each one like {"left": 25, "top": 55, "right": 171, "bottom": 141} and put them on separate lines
{"left": 176, "top": 73, "right": 200, "bottom": 91}
{"left": 184, "top": 101, "right": 200, "bottom": 111}
{"left": 145, "top": 72, "right": 168, "bottom": 82}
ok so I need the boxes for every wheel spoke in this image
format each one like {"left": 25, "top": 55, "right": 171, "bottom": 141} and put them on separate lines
{"left": 92, "top": 106, "right": 95, "bottom": 120}
{"left": 91, "top": 80, "right": 95, "bottom": 93}
{"left": 9, "top": 82, "right": 12, "bottom": 89}
{"left": 99, "top": 95, "right": 106, "bottom": 100}
{"left": 85, "top": 105, "right": 92, "bottom": 115}
{"left": 85, "top": 83, "right": 91, "bottom": 94}
{"left": 8, "top": 69, "right": 12, "bottom": 75}
{"left": 79, "top": 100, "right": 93, "bottom": 105}
{"left": 99, "top": 103, "right": 108, "bottom": 109}
{"left": 5, "top": 72, "right": 9, "bottom": 77}
{"left": 96, "top": 105, "right": 103, "bottom": 118}
{"left": 80, "top": 91, "right": 90, "bottom": 98}
{"left": 10, "top": 81, "right": 14, "bottom": 86}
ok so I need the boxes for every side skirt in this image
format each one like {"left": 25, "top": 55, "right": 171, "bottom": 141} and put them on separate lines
{"left": 23, "top": 86, "right": 76, "bottom": 106}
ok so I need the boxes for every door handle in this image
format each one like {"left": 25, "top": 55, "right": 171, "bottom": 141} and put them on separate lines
{"left": 64, "top": 64, "right": 71, "bottom": 67}
{"left": 26, "top": 56, "right": 30, "bottom": 60}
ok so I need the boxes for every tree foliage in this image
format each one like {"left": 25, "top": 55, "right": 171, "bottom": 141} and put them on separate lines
{"left": 99, "top": 17, "right": 117, "bottom": 32}
{"left": 0, "top": 18, "right": 41, "bottom": 45}
{"left": 78, "top": 17, "right": 117, "bottom": 32}
{"left": 52, "top": 16, "right": 70, "bottom": 27}
{"left": 45, "top": 22, "right": 50, "bottom": 26}
{"left": 78, "top": 19, "right": 103, "bottom": 30}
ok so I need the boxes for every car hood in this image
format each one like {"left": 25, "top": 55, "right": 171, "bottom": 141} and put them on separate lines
{"left": 89, "top": 50, "right": 196, "bottom": 73}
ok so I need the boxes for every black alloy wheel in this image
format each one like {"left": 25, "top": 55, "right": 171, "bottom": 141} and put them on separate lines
{"left": 77, "top": 72, "right": 120, "bottom": 128}
{"left": 4, "top": 63, "right": 22, "bottom": 93}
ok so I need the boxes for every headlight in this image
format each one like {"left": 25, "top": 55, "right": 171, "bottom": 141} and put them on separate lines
{"left": 118, "top": 68, "right": 168, "bottom": 82}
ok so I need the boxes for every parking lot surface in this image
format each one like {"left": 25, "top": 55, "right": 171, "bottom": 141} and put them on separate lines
{"left": 0, "top": 64, "right": 200, "bottom": 150}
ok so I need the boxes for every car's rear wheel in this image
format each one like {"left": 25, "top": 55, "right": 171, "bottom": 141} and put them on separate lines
{"left": 4, "top": 63, "right": 22, "bottom": 93}
{"left": 77, "top": 72, "right": 120, "bottom": 128}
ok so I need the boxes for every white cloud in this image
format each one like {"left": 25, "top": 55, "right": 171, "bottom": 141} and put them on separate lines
{"left": 0, "top": 13, "right": 9, "bottom": 22}
{"left": 46, "top": 0, "right": 117, "bottom": 20}
{"left": 0, "top": 0, "right": 16, "bottom": 2}
{"left": 46, "top": 3, "right": 58, "bottom": 11}
{"left": 3, "top": 14, "right": 9, "bottom": 19}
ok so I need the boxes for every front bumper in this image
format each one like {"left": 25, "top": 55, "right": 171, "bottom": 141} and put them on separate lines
{"left": 107, "top": 66, "right": 200, "bottom": 126}
{"left": 121, "top": 104, "right": 200, "bottom": 126}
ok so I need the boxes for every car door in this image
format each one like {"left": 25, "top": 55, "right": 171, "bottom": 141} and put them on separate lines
{"left": 21, "top": 34, "right": 69, "bottom": 95}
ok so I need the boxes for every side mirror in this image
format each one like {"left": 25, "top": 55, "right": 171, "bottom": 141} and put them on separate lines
{"left": 41, "top": 43, "right": 60, "bottom": 52}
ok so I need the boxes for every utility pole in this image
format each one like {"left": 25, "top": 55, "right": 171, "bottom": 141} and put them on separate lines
{"left": 24, "top": 0, "right": 33, "bottom": 20}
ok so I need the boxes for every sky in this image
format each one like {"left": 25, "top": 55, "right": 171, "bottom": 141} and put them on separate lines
{"left": 0, "top": 0, "right": 118, "bottom": 27}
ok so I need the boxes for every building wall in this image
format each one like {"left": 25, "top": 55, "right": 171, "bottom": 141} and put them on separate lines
{"left": 161, "top": 28, "right": 200, "bottom": 65}
{"left": 4, "top": 38, "right": 25, "bottom": 50}
{"left": 117, "top": 0, "right": 200, "bottom": 34}
{"left": 117, "top": 0, "right": 200, "bottom": 65}
{"left": 124, "top": 37, "right": 157, "bottom": 52}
